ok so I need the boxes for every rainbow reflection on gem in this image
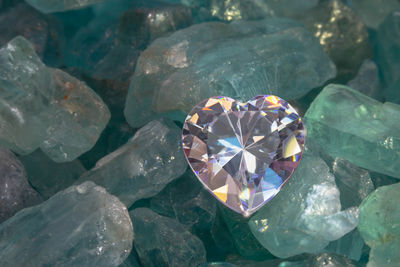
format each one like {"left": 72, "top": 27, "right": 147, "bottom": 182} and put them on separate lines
{"left": 182, "top": 95, "right": 306, "bottom": 216}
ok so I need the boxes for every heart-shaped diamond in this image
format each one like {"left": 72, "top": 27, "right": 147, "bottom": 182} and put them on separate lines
{"left": 182, "top": 95, "right": 306, "bottom": 216}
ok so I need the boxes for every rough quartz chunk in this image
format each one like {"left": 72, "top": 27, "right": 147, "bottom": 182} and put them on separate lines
{"left": 150, "top": 170, "right": 216, "bottom": 234}
{"left": 0, "top": 36, "right": 110, "bottom": 162}
{"left": 25, "top": 0, "right": 108, "bottom": 13}
{"left": 248, "top": 152, "right": 358, "bottom": 258}
{"left": 298, "top": 0, "right": 372, "bottom": 80}
{"left": 0, "top": 147, "right": 42, "bottom": 223}
{"left": 358, "top": 183, "right": 400, "bottom": 267}
{"left": 207, "top": 0, "right": 318, "bottom": 21}
{"left": 0, "top": 4, "right": 63, "bottom": 62}
{"left": 124, "top": 18, "right": 336, "bottom": 128}
{"left": 376, "top": 12, "right": 400, "bottom": 88}
{"left": 130, "top": 208, "right": 206, "bottom": 267}
{"left": 304, "top": 84, "right": 400, "bottom": 178}
{"left": 77, "top": 119, "right": 187, "bottom": 208}
{"left": 349, "top": 0, "right": 400, "bottom": 29}
{"left": 19, "top": 150, "right": 86, "bottom": 199}
{"left": 348, "top": 59, "right": 382, "bottom": 100}
{"left": 0, "top": 181, "right": 133, "bottom": 267}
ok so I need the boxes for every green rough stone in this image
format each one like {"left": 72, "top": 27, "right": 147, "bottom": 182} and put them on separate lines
{"left": 376, "top": 12, "right": 400, "bottom": 89}
{"left": 304, "top": 84, "right": 400, "bottom": 178}
{"left": 325, "top": 229, "right": 366, "bottom": 262}
{"left": 281, "top": 253, "right": 361, "bottom": 267}
{"left": 130, "top": 208, "right": 206, "bottom": 267}
{"left": 349, "top": 0, "right": 400, "bottom": 29}
{"left": 19, "top": 149, "right": 86, "bottom": 199}
{"left": 0, "top": 36, "right": 110, "bottom": 162}
{"left": 348, "top": 59, "right": 383, "bottom": 100}
{"left": 124, "top": 18, "right": 336, "bottom": 128}
{"left": 25, "top": 0, "right": 108, "bottom": 13}
{"left": 150, "top": 170, "right": 216, "bottom": 235}
{"left": 0, "top": 4, "right": 65, "bottom": 65}
{"left": 358, "top": 183, "right": 400, "bottom": 266}
{"left": 298, "top": 0, "right": 372, "bottom": 81}
{"left": 332, "top": 158, "right": 374, "bottom": 210}
{"left": 220, "top": 205, "right": 273, "bottom": 260}
{"left": 0, "top": 147, "right": 42, "bottom": 223}
{"left": 77, "top": 119, "right": 187, "bottom": 208}
{"left": 248, "top": 152, "right": 358, "bottom": 258}
{"left": 0, "top": 181, "right": 133, "bottom": 267}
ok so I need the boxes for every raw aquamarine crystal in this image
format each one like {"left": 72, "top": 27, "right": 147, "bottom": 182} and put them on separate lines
{"left": 376, "top": 12, "right": 400, "bottom": 88}
{"left": 298, "top": 0, "right": 372, "bottom": 80}
{"left": 0, "top": 36, "right": 110, "bottom": 162}
{"left": 25, "top": 0, "right": 108, "bottom": 13}
{"left": 281, "top": 253, "right": 361, "bottom": 267}
{"left": 349, "top": 0, "right": 400, "bottom": 29}
{"left": 358, "top": 183, "right": 400, "bottom": 266}
{"left": 305, "top": 84, "right": 400, "bottom": 178}
{"left": 130, "top": 208, "right": 207, "bottom": 267}
{"left": 124, "top": 18, "right": 336, "bottom": 128}
{"left": 0, "top": 4, "right": 64, "bottom": 63}
{"left": 77, "top": 119, "right": 187, "bottom": 208}
{"left": 348, "top": 60, "right": 382, "bottom": 100}
{"left": 332, "top": 158, "right": 374, "bottom": 210}
{"left": 150, "top": 170, "right": 216, "bottom": 234}
{"left": 0, "top": 181, "right": 133, "bottom": 266}
{"left": 321, "top": 158, "right": 373, "bottom": 261}
{"left": 220, "top": 206, "right": 273, "bottom": 260}
{"left": 248, "top": 152, "right": 358, "bottom": 258}
{"left": 19, "top": 150, "right": 86, "bottom": 199}
{"left": 182, "top": 95, "right": 305, "bottom": 216}
{"left": 0, "top": 147, "right": 42, "bottom": 223}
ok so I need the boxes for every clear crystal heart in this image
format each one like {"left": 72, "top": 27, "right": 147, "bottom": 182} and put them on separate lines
{"left": 182, "top": 95, "right": 306, "bottom": 216}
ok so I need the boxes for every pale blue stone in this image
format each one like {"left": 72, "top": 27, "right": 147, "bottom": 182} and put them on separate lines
{"left": 248, "top": 152, "right": 358, "bottom": 258}
{"left": 130, "top": 208, "right": 206, "bottom": 267}
{"left": 25, "top": 0, "right": 108, "bottom": 13}
{"left": 0, "top": 147, "right": 42, "bottom": 223}
{"left": 19, "top": 149, "right": 86, "bottom": 199}
{"left": 0, "top": 36, "right": 110, "bottom": 162}
{"left": 150, "top": 170, "right": 216, "bottom": 234}
{"left": 358, "top": 183, "right": 400, "bottom": 266}
{"left": 124, "top": 18, "right": 336, "bottom": 128}
{"left": 348, "top": 59, "right": 382, "bottom": 100}
{"left": 77, "top": 119, "right": 187, "bottom": 208}
{"left": 0, "top": 181, "right": 133, "bottom": 267}
{"left": 304, "top": 84, "right": 400, "bottom": 178}
{"left": 349, "top": 0, "right": 400, "bottom": 29}
{"left": 376, "top": 12, "right": 400, "bottom": 88}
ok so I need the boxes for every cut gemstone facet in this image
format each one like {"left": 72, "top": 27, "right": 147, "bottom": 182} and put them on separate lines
{"left": 182, "top": 95, "right": 306, "bottom": 216}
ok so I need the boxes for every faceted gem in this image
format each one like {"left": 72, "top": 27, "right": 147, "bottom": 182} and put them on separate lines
{"left": 182, "top": 95, "right": 305, "bottom": 216}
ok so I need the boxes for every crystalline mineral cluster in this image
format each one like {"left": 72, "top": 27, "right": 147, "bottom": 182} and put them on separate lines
{"left": 0, "top": 0, "right": 399, "bottom": 266}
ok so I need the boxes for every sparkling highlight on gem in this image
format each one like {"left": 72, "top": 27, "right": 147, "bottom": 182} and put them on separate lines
{"left": 182, "top": 95, "right": 306, "bottom": 216}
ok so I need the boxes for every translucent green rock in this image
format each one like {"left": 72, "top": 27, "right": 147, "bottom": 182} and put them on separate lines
{"left": 0, "top": 181, "right": 133, "bottom": 267}
{"left": 0, "top": 4, "right": 65, "bottom": 65}
{"left": 376, "top": 12, "right": 400, "bottom": 88}
{"left": 220, "top": 206, "right": 273, "bottom": 260}
{"left": 349, "top": 0, "right": 400, "bottom": 29}
{"left": 304, "top": 84, "right": 400, "bottom": 178}
{"left": 77, "top": 119, "right": 187, "bottom": 208}
{"left": 124, "top": 18, "right": 336, "bottom": 128}
{"left": 358, "top": 183, "right": 400, "bottom": 266}
{"left": 25, "top": 0, "right": 108, "bottom": 13}
{"left": 248, "top": 152, "right": 358, "bottom": 258}
{"left": 348, "top": 59, "right": 383, "bottom": 100}
{"left": 281, "top": 253, "right": 361, "bottom": 267}
{"left": 298, "top": 0, "right": 372, "bottom": 80}
{"left": 130, "top": 208, "right": 206, "bottom": 267}
{"left": 0, "top": 147, "right": 42, "bottom": 223}
{"left": 19, "top": 149, "right": 86, "bottom": 199}
{"left": 0, "top": 36, "right": 110, "bottom": 162}
{"left": 150, "top": 170, "right": 216, "bottom": 234}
